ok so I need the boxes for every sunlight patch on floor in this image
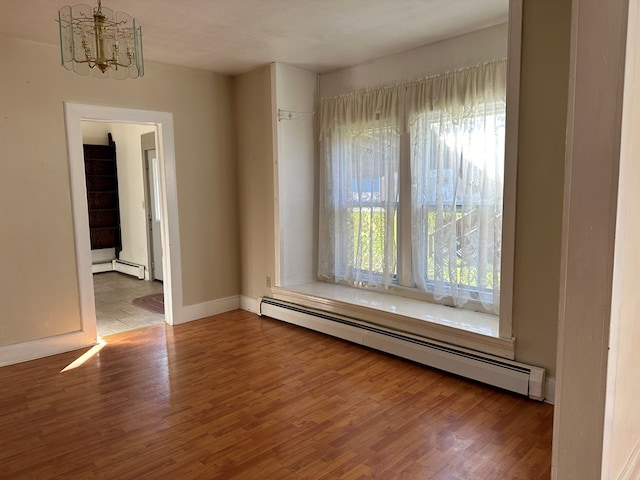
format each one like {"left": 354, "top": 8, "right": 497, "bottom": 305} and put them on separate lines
{"left": 60, "top": 338, "right": 107, "bottom": 372}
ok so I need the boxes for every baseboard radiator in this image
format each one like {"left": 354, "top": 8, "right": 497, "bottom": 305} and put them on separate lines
{"left": 91, "top": 259, "right": 145, "bottom": 279}
{"left": 259, "top": 297, "right": 545, "bottom": 401}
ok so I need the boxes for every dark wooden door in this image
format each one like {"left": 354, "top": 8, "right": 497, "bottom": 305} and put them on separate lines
{"left": 83, "top": 133, "right": 122, "bottom": 255}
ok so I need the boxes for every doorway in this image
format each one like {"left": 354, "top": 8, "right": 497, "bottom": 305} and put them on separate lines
{"left": 81, "top": 121, "right": 166, "bottom": 336}
{"left": 64, "top": 103, "right": 184, "bottom": 342}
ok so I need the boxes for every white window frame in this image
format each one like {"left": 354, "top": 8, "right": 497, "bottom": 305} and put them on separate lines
{"left": 400, "top": 103, "right": 506, "bottom": 312}
{"left": 498, "top": 0, "right": 523, "bottom": 339}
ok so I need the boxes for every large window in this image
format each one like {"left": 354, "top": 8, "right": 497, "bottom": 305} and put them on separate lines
{"left": 318, "top": 60, "right": 506, "bottom": 314}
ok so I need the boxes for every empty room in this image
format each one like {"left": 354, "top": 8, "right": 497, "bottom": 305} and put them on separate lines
{"left": 1, "top": 1, "right": 639, "bottom": 479}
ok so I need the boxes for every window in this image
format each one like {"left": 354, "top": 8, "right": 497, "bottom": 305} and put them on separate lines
{"left": 318, "top": 60, "right": 506, "bottom": 315}
{"left": 319, "top": 120, "right": 399, "bottom": 287}
{"left": 410, "top": 104, "right": 505, "bottom": 313}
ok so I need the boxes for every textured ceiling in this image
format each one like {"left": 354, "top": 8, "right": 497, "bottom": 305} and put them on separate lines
{"left": 0, "top": 0, "right": 508, "bottom": 75}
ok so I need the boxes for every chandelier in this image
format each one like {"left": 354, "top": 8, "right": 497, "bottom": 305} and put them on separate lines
{"left": 57, "top": 0, "right": 144, "bottom": 79}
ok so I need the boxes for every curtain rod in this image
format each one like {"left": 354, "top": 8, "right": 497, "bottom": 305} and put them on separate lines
{"left": 321, "top": 58, "right": 507, "bottom": 101}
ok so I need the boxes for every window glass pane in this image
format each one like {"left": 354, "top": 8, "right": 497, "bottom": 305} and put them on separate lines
{"left": 410, "top": 103, "right": 505, "bottom": 312}
{"left": 347, "top": 127, "right": 398, "bottom": 277}
{"left": 319, "top": 123, "right": 399, "bottom": 286}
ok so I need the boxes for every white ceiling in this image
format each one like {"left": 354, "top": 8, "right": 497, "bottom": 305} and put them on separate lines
{"left": 0, "top": 0, "right": 509, "bottom": 75}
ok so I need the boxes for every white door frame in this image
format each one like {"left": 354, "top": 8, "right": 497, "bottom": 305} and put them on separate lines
{"left": 146, "top": 149, "right": 164, "bottom": 281}
{"left": 64, "top": 102, "right": 183, "bottom": 338}
{"left": 141, "top": 132, "right": 160, "bottom": 282}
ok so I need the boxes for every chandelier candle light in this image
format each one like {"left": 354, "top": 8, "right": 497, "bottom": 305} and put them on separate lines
{"left": 58, "top": 0, "right": 144, "bottom": 79}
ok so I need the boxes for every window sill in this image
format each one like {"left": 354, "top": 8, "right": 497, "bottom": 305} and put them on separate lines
{"left": 270, "top": 282, "right": 515, "bottom": 359}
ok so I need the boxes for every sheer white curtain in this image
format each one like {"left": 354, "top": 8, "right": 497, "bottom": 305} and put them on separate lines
{"left": 318, "top": 60, "right": 506, "bottom": 311}
{"left": 408, "top": 60, "right": 506, "bottom": 313}
{"left": 318, "top": 89, "right": 400, "bottom": 287}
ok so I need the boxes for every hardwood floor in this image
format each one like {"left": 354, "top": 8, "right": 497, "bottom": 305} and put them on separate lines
{"left": 0, "top": 310, "right": 553, "bottom": 479}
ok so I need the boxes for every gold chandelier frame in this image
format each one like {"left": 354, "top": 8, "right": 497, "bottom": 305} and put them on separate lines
{"left": 58, "top": 0, "right": 144, "bottom": 79}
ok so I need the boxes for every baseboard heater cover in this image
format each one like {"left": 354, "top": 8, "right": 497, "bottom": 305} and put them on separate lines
{"left": 259, "top": 297, "right": 545, "bottom": 401}
{"left": 112, "top": 259, "right": 145, "bottom": 279}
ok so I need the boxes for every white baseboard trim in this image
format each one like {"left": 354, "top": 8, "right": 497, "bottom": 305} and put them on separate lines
{"left": 545, "top": 376, "right": 556, "bottom": 404}
{"left": 178, "top": 295, "right": 240, "bottom": 324}
{"left": 91, "top": 260, "right": 146, "bottom": 279}
{"left": 619, "top": 440, "right": 640, "bottom": 480}
{"left": 0, "top": 331, "right": 96, "bottom": 367}
{"left": 240, "top": 295, "right": 260, "bottom": 314}
{"left": 91, "top": 262, "right": 112, "bottom": 274}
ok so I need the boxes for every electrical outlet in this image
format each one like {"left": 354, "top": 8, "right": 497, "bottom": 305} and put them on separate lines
{"left": 266, "top": 276, "right": 272, "bottom": 288}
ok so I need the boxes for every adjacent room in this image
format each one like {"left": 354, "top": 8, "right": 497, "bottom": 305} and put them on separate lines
{"left": 1, "top": 0, "right": 639, "bottom": 479}
{"left": 82, "top": 121, "right": 166, "bottom": 336}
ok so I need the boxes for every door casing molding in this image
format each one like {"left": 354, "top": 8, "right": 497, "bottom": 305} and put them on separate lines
{"left": 63, "top": 102, "right": 183, "bottom": 340}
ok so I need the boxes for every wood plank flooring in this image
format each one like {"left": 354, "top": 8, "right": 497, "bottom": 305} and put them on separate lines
{"left": 0, "top": 310, "right": 553, "bottom": 479}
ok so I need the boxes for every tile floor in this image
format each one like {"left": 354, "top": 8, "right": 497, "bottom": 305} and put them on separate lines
{"left": 93, "top": 271, "right": 165, "bottom": 337}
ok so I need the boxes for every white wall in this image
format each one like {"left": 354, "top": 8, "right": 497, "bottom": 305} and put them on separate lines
{"left": 108, "top": 123, "right": 155, "bottom": 271}
{"left": 272, "top": 63, "right": 318, "bottom": 287}
{"left": 513, "top": 0, "right": 571, "bottom": 381}
{"left": 235, "top": 66, "right": 276, "bottom": 302}
{"left": 602, "top": 0, "right": 640, "bottom": 477}
{"left": 320, "top": 23, "right": 508, "bottom": 97}
{"left": 81, "top": 122, "right": 110, "bottom": 146}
